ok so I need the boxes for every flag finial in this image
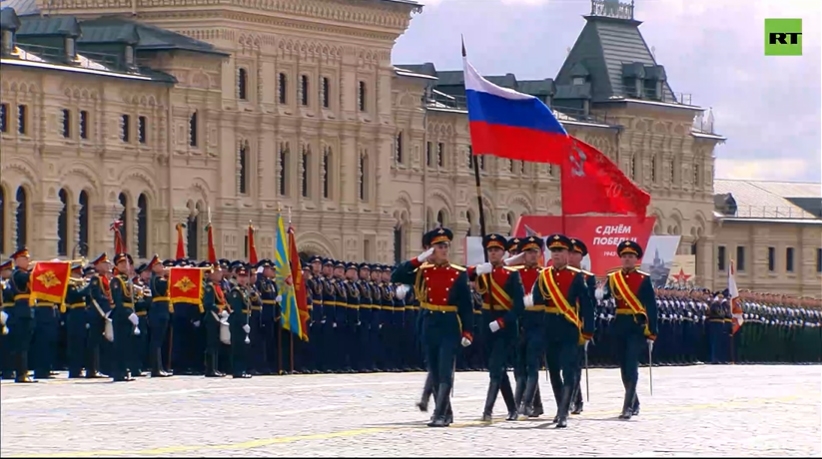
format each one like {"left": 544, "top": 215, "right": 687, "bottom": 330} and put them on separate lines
{"left": 461, "top": 34, "right": 466, "bottom": 58}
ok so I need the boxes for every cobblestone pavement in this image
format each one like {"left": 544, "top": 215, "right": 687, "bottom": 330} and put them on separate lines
{"left": 1, "top": 364, "right": 820, "bottom": 457}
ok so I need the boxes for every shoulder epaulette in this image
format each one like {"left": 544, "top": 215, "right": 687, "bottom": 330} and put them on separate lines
{"left": 450, "top": 263, "right": 466, "bottom": 272}
{"left": 581, "top": 269, "right": 595, "bottom": 277}
{"left": 636, "top": 270, "right": 649, "bottom": 277}
{"left": 566, "top": 266, "right": 581, "bottom": 273}
{"left": 503, "top": 266, "right": 522, "bottom": 272}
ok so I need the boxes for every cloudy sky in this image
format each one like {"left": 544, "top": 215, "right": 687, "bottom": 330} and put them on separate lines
{"left": 392, "top": 0, "right": 821, "bottom": 183}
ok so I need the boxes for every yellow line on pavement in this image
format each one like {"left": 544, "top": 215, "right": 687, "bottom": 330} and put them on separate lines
{"left": 6, "top": 395, "right": 801, "bottom": 458}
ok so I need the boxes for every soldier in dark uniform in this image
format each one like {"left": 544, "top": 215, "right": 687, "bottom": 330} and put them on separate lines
{"left": 707, "top": 293, "right": 726, "bottom": 363}
{"left": 63, "top": 263, "right": 88, "bottom": 379}
{"left": 388, "top": 270, "right": 405, "bottom": 372}
{"left": 297, "top": 263, "right": 315, "bottom": 373}
{"left": 171, "top": 258, "right": 205, "bottom": 375}
{"left": 507, "top": 236, "right": 545, "bottom": 419}
{"left": 597, "top": 240, "right": 658, "bottom": 420}
{"left": 332, "top": 261, "right": 350, "bottom": 372}
{"left": 228, "top": 264, "right": 253, "bottom": 378}
{"left": 568, "top": 237, "right": 596, "bottom": 415}
{"left": 109, "top": 253, "right": 139, "bottom": 382}
{"left": 131, "top": 263, "right": 151, "bottom": 376}
{"left": 147, "top": 257, "right": 172, "bottom": 377}
{"left": 343, "top": 262, "right": 362, "bottom": 372}
{"left": 8, "top": 248, "right": 36, "bottom": 383}
{"left": 201, "top": 261, "right": 227, "bottom": 377}
{"left": 528, "top": 234, "right": 594, "bottom": 429}
{"left": 0, "top": 259, "right": 14, "bottom": 380}
{"left": 254, "top": 259, "right": 278, "bottom": 374}
{"left": 468, "top": 233, "right": 523, "bottom": 422}
{"left": 306, "top": 258, "right": 324, "bottom": 373}
{"left": 320, "top": 259, "right": 338, "bottom": 372}
{"left": 30, "top": 255, "right": 61, "bottom": 380}
{"left": 245, "top": 267, "right": 265, "bottom": 374}
{"left": 367, "top": 265, "right": 384, "bottom": 372}
{"left": 356, "top": 263, "right": 374, "bottom": 372}
{"left": 392, "top": 227, "right": 474, "bottom": 428}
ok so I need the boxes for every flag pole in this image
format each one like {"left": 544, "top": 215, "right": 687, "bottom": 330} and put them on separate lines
{"left": 287, "top": 205, "right": 294, "bottom": 374}
{"left": 463, "top": 36, "right": 489, "bottom": 263}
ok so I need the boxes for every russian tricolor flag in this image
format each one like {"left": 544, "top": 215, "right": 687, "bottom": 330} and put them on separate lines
{"left": 463, "top": 57, "right": 570, "bottom": 164}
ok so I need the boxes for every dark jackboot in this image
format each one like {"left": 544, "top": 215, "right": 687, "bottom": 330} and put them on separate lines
{"left": 619, "top": 381, "right": 637, "bottom": 420}
{"left": 571, "top": 382, "right": 584, "bottom": 415}
{"left": 427, "top": 383, "right": 452, "bottom": 428}
{"left": 151, "top": 349, "right": 170, "bottom": 377}
{"left": 513, "top": 376, "right": 526, "bottom": 408}
{"left": 15, "top": 352, "right": 36, "bottom": 383}
{"left": 555, "top": 384, "right": 573, "bottom": 429}
{"left": 632, "top": 393, "right": 640, "bottom": 416}
{"left": 417, "top": 371, "right": 435, "bottom": 412}
{"left": 499, "top": 375, "right": 518, "bottom": 421}
{"left": 517, "top": 376, "right": 538, "bottom": 420}
{"left": 481, "top": 380, "right": 500, "bottom": 421}
{"left": 532, "top": 384, "right": 544, "bottom": 417}
{"left": 205, "top": 352, "right": 219, "bottom": 377}
{"left": 86, "top": 348, "right": 105, "bottom": 378}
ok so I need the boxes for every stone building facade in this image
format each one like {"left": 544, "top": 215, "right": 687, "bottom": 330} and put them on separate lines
{"left": 5, "top": 0, "right": 811, "bottom": 294}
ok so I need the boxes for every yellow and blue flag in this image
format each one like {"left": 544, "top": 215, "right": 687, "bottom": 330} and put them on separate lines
{"left": 272, "top": 213, "right": 309, "bottom": 342}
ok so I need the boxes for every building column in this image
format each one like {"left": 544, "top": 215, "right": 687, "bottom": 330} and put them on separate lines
{"left": 697, "top": 234, "right": 715, "bottom": 290}
{"left": 33, "top": 201, "right": 62, "bottom": 258}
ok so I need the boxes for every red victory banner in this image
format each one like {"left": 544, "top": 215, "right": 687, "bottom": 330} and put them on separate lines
{"left": 168, "top": 267, "right": 204, "bottom": 305}
{"left": 30, "top": 261, "right": 72, "bottom": 304}
{"left": 513, "top": 215, "right": 656, "bottom": 277}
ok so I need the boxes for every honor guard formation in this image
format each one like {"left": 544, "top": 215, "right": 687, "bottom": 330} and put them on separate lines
{"left": 1, "top": 231, "right": 820, "bottom": 428}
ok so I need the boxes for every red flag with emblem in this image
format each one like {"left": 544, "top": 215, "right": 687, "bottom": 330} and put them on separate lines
{"left": 29, "top": 261, "right": 72, "bottom": 305}
{"left": 168, "top": 267, "right": 204, "bottom": 305}
{"left": 175, "top": 223, "right": 186, "bottom": 259}
{"left": 247, "top": 222, "right": 258, "bottom": 265}
{"left": 288, "top": 224, "right": 310, "bottom": 342}
{"left": 561, "top": 138, "right": 650, "bottom": 218}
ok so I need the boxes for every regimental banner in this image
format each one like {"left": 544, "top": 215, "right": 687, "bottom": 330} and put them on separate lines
{"left": 168, "top": 267, "right": 204, "bottom": 305}
{"left": 29, "top": 261, "right": 72, "bottom": 305}
{"left": 464, "top": 215, "right": 656, "bottom": 277}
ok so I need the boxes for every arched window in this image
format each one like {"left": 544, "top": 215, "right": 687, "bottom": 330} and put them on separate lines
{"left": 436, "top": 210, "right": 445, "bottom": 227}
{"left": 479, "top": 155, "right": 486, "bottom": 171}
{"left": 278, "top": 73, "right": 287, "bottom": 104}
{"left": 189, "top": 111, "right": 198, "bottom": 147}
{"left": 425, "top": 208, "right": 434, "bottom": 231}
{"left": 322, "top": 146, "right": 331, "bottom": 199}
{"left": 630, "top": 155, "right": 636, "bottom": 179}
{"left": 118, "top": 193, "right": 129, "bottom": 249}
{"left": 358, "top": 151, "right": 368, "bottom": 201}
{"left": 78, "top": 191, "right": 89, "bottom": 256}
{"left": 58, "top": 188, "right": 69, "bottom": 256}
{"left": 506, "top": 211, "right": 516, "bottom": 229}
{"left": 137, "top": 194, "right": 148, "bottom": 258}
{"left": 187, "top": 205, "right": 200, "bottom": 260}
{"left": 650, "top": 155, "right": 657, "bottom": 184}
{"left": 393, "top": 223, "right": 403, "bottom": 265}
{"left": 466, "top": 210, "right": 474, "bottom": 237}
{"left": 238, "top": 68, "right": 248, "bottom": 101}
{"left": 15, "top": 186, "right": 27, "bottom": 250}
{"left": 0, "top": 185, "right": 5, "bottom": 254}
{"left": 278, "top": 143, "right": 289, "bottom": 196}
{"left": 395, "top": 131, "right": 403, "bottom": 164}
{"left": 300, "top": 75, "right": 309, "bottom": 106}
{"left": 239, "top": 141, "right": 249, "bottom": 195}
{"left": 301, "top": 144, "right": 311, "bottom": 198}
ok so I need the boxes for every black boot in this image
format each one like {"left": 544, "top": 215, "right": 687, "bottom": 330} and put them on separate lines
{"left": 571, "top": 382, "right": 584, "bottom": 415}
{"left": 517, "top": 377, "right": 538, "bottom": 420}
{"left": 532, "top": 385, "right": 544, "bottom": 417}
{"left": 151, "top": 349, "right": 170, "bottom": 377}
{"left": 427, "top": 383, "right": 452, "bottom": 427}
{"left": 481, "top": 380, "right": 500, "bottom": 421}
{"left": 205, "top": 353, "right": 218, "bottom": 377}
{"left": 555, "top": 384, "right": 573, "bottom": 429}
{"left": 618, "top": 381, "right": 637, "bottom": 420}
{"left": 417, "top": 372, "right": 435, "bottom": 412}
{"left": 213, "top": 352, "right": 225, "bottom": 377}
{"left": 632, "top": 393, "right": 640, "bottom": 416}
{"left": 499, "top": 376, "right": 518, "bottom": 421}
{"left": 15, "top": 352, "right": 36, "bottom": 383}
{"left": 513, "top": 377, "right": 526, "bottom": 408}
{"left": 86, "top": 348, "right": 105, "bottom": 378}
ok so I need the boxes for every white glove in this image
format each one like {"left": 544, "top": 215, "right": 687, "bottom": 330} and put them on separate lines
{"left": 417, "top": 247, "right": 435, "bottom": 263}
{"left": 584, "top": 340, "right": 590, "bottom": 352}
{"left": 128, "top": 313, "right": 139, "bottom": 325}
{"left": 395, "top": 284, "right": 410, "bottom": 299}
{"left": 256, "top": 266, "right": 264, "bottom": 274}
{"left": 193, "top": 320, "right": 201, "bottom": 328}
{"left": 85, "top": 323, "right": 90, "bottom": 329}
{"left": 276, "top": 295, "right": 282, "bottom": 303}
{"left": 332, "top": 322, "right": 337, "bottom": 328}
{"left": 0, "top": 310, "right": 8, "bottom": 325}
{"left": 105, "top": 310, "right": 111, "bottom": 319}
{"left": 219, "top": 310, "right": 229, "bottom": 319}
{"left": 133, "top": 326, "right": 141, "bottom": 336}
{"left": 646, "top": 339, "right": 654, "bottom": 350}
{"left": 475, "top": 262, "right": 493, "bottom": 276}
{"left": 378, "top": 323, "right": 383, "bottom": 329}
{"left": 461, "top": 337, "right": 472, "bottom": 347}
{"left": 489, "top": 320, "right": 501, "bottom": 333}
{"left": 503, "top": 252, "right": 526, "bottom": 266}
{"left": 523, "top": 294, "right": 534, "bottom": 308}
{"left": 595, "top": 288, "right": 604, "bottom": 302}
{"left": 219, "top": 320, "right": 229, "bottom": 326}
{"left": 242, "top": 324, "right": 251, "bottom": 334}
{"left": 357, "top": 321, "right": 361, "bottom": 326}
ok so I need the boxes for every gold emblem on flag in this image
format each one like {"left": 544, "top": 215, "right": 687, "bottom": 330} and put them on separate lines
{"left": 36, "top": 271, "right": 63, "bottom": 289}
{"left": 174, "top": 276, "right": 196, "bottom": 292}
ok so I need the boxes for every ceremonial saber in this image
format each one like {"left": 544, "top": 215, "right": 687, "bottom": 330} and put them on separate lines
{"left": 584, "top": 347, "right": 590, "bottom": 403}
{"left": 648, "top": 341, "right": 654, "bottom": 396}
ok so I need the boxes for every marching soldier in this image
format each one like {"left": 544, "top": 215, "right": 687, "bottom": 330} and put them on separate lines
{"left": 505, "top": 236, "right": 545, "bottom": 419}
{"left": 202, "top": 261, "right": 227, "bottom": 377}
{"left": 596, "top": 240, "right": 658, "bottom": 420}
{"left": 228, "top": 263, "right": 253, "bottom": 378}
{"left": 64, "top": 263, "right": 90, "bottom": 379}
{"left": 256, "top": 260, "right": 278, "bottom": 375}
{"left": 392, "top": 227, "right": 474, "bottom": 428}
{"left": 568, "top": 237, "right": 596, "bottom": 415}
{"left": 131, "top": 264, "right": 151, "bottom": 376}
{"left": 31, "top": 262, "right": 60, "bottom": 380}
{"left": 109, "top": 253, "right": 139, "bottom": 382}
{"left": 526, "top": 234, "right": 594, "bottom": 429}
{"left": 8, "top": 248, "right": 36, "bottom": 383}
{"left": 468, "top": 234, "right": 523, "bottom": 422}
{"left": 1, "top": 259, "right": 14, "bottom": 380}
{"left": 148, "top": 257, "right": 172, "bottom": 377}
